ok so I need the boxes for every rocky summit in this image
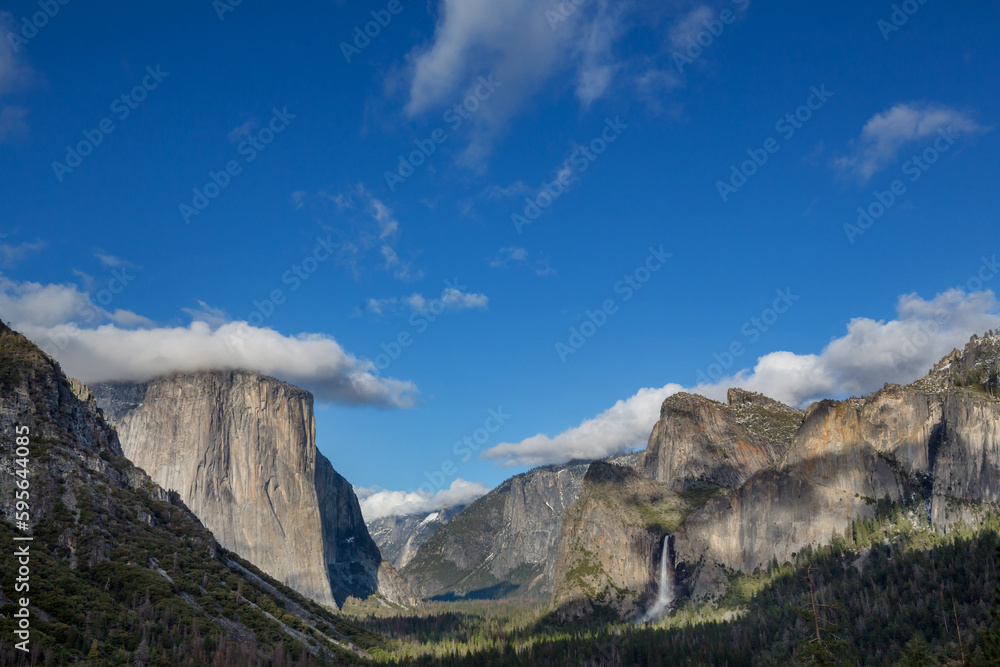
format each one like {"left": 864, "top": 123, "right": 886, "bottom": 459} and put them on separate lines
{"left": 92, "top": 371, "right": 414, "bottom": 609}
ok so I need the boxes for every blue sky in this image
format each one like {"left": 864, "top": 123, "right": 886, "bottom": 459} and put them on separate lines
{"left": 2, "top": 0, "right": 1000, "bottom": 518}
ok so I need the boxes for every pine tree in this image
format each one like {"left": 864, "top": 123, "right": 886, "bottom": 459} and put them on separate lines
{"left": 979, "top": 547, "right": 1000, "bottom": 662}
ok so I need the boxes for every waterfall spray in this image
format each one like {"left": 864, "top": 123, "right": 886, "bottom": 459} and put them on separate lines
{"left": 640, "top": 534, "right": 675, "bottom": 623}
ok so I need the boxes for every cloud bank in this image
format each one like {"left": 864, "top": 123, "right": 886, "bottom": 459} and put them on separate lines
{"left": 356, "top": 478, "right": 490, "bottom": 520}
{"left": 484, "top": 289, "right": 1000, "bottom": 468}
{"left": 1, "top": 275, "right": 418, "bottom": 408}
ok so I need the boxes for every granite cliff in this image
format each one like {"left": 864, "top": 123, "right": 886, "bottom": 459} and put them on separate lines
{"left": 0, "top": 322, "right": 378, "bottom": 664}
{"left": 673, "top": 334, "right": 1000, "bottom": 599}
{"left": 552, "top": 334, "right": 1000, "bottom": 614}
{"left": 92, "top": 371, "right": 413, "bottom": 609}
{"left": 552, "top": 390, "right": 803, "bottom": 617}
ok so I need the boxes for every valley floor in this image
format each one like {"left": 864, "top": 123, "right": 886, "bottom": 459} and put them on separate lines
{"left": 344, "top": 506, "right": 1000, "bottom": 666}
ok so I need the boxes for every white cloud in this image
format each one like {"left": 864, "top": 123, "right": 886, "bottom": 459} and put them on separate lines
{"left": 404, "top": 293, "right": 427, "bottom": 312}
{"left": 356, "top": 478, "right": 490, "bottom": 520}
{"left": 484, "top": 384, "right": 682, "bottom": 468}
{"left": 440, "top": 287, "right": 488, "bottom": 309}
{"left": 0, "top": 275, "right": 419, "bottom": 408}
{"left": 835, "top": 102, "right": 988, "bottom": 181}
{"left": 401, "top": 0, "right": 676, "bottom": 160}
{"left": 359, "top": 285, "right": 489, "bottom": 318}
{"left": 484, "top": 289, "right": 1000, "bottom": 468}
{"left": 702, "top": 289, "right": 1000, "bottom": 407}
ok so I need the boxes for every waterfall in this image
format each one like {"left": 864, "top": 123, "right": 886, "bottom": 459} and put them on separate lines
{"left": 640, "top": 534, "right": 675, "bottom": 623}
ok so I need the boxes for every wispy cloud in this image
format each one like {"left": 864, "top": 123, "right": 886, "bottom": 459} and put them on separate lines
{"left": 293, "top": 183, "right": 421, "bottom": 282}
{"left": 489, "top": 246, "right": 555, "bottom": 276}
{"left": 835, "top": 102, "right": 988, "bottom": 182}
{"left": 227, "top": 118, "right": 257, "bottom": 144}
{"left": 181, "top": 300, "right": 231, "bottom": 328}
{"left": 0, "top": 238, "right": 45, "bottom": 268}
{"left": 484, "top": 289, "right": 1000, "bottom": 468}
{"left": 667, "top": 5, "right": 714, "bottom": 50}
{"left": 486, "top": 181, "right": 532, "bottom": 200}
{"left": 400, "top": 0, "right": 684, "bottom": 161}
{"left": 94, "top": 249, "right": 130, "bottom": 268}
{"left": 358, "top": 284, "right": 489, "bottom": 318}
{"left": 0, "top": 12, "right": 35, "bottom": 142}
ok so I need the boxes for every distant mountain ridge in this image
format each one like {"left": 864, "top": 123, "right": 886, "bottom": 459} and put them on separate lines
{"left": 366, "top": 505, "right": 466, "bottom": 570}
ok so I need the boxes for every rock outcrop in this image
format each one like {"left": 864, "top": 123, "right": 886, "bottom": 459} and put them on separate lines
{"left": 402, "top": 462, "right": 590, "bottom": 599}
{"left": 93, "top": 371, "right": 413, "bottom": 609}
{"left": 643, "top": 390, "right": 802, "bottom": 491}
{"left": 550, "top": 462, "right": 668, "bottom": 619}
{"left": 551, "top": 393, "right": 803, "bottom": 617}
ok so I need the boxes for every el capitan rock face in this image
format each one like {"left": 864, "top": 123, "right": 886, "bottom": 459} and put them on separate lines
{"left": 93, "top": 371, "right": 413, "bottom": 608}
{"left": 0, "top": 322, "right": 377, "bottom": 663}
